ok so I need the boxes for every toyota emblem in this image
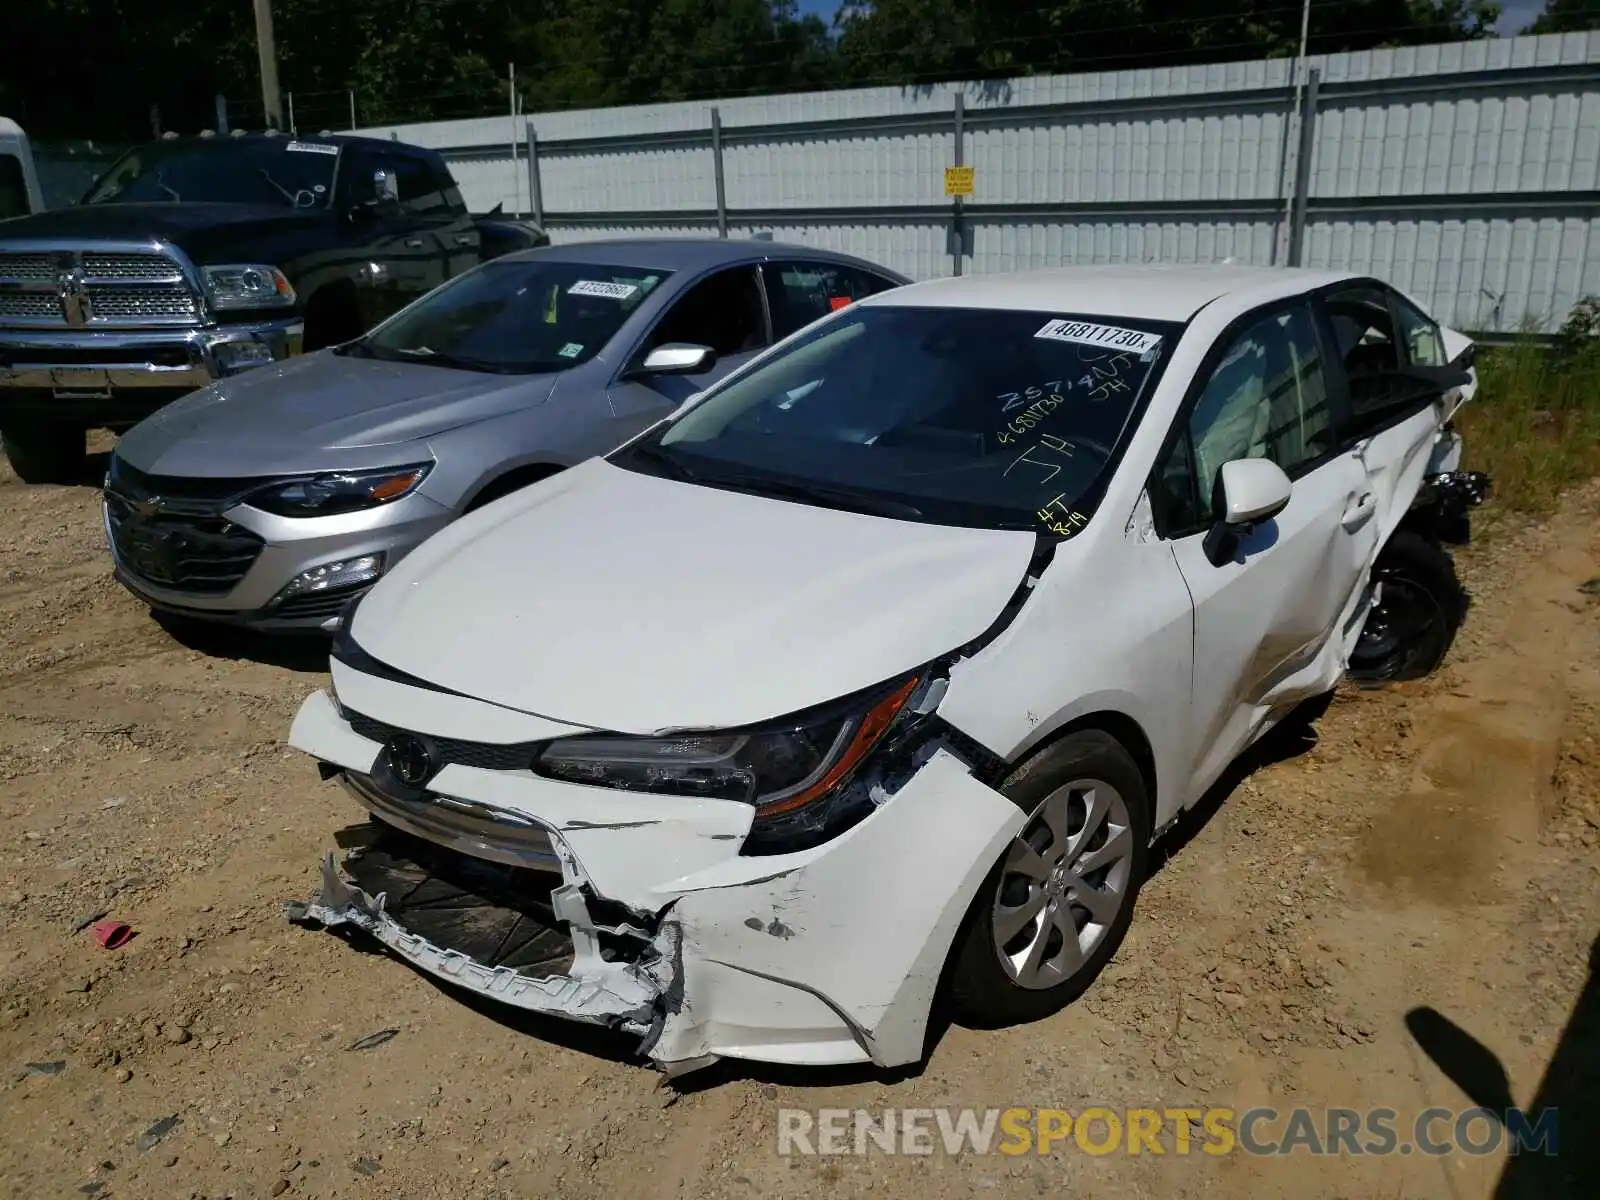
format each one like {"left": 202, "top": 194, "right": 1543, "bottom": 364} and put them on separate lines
{"left": 382, "top": 733, "right": 435, "bottom": 788}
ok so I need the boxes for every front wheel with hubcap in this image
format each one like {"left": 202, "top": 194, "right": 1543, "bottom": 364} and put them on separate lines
{"left": 949, "top": 729, "right": 1152, "bottom": 1026}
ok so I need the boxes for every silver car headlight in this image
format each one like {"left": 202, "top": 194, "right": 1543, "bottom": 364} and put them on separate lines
{"left": 202, "top": 263, "right": 297, "bottom": 311}
{"left": 246, "top": 463, "right": 432, "bottom": 518}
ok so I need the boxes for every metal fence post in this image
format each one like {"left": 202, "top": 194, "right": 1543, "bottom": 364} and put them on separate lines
{"left": 711, "top": 107, "right": 728, "bottom": 238}
{"left": 1286, "top": 67, "right": 1320, "bottom": 269}
{"left": 952, "top": 91, "right": 966, "bottom": 277}
{"left": 526, "top": 119, "right": 544, "bottom": 228}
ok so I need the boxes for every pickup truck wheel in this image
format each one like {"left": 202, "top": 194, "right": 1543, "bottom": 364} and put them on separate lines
{"left": 1, "top": 423, "right": 87, "bottom": 485}
{"left": 1347, "top": 532, "right": 1467, "bottom": 686}
{"left": 948, "top": 730, "right": 1151, "bottom": 1027}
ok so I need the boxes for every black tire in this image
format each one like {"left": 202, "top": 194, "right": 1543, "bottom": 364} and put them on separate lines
{"left": 1346, "top": 531, "right": 1467, "bottom": 686}
{"left": 1, "top": 422, "right": 87, "bottom": 485}
{"left": 949, "top": 729, "right": 1152, "bottom": 1027}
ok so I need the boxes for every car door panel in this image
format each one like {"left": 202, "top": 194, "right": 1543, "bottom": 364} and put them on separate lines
{"left": 1172, "top": 447, "right": 1378, "bottom": 798}
{"left": 1317, "top": 284, "right": 1466, "bottom": 656}
{"left": 1150, "top": 299, "right": 1378, "bottom": 803}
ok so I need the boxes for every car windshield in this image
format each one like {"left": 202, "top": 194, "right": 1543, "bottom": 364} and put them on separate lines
{"left": 343, "top": 259, "right": 671, "bottom": 374}
{"left": 613, "top": 304, "right": 1179, "bottom": 535}
{"left": 82, "top": 139, "right": 339, "bottom": 208}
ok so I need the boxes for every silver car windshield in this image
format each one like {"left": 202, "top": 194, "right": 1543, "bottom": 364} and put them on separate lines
{"left": 616, "top": 304, "right": 1177, "bottom": 535}
{"left": 348, "top": 260, "right": 671, "bottom": 375}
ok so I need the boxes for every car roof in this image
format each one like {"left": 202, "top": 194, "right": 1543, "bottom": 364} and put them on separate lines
{"left": 509, "top": 237, "right": 893, "bottom": 274}
{"left": 861, "top": 264, "right": 1364, "bottom": 323}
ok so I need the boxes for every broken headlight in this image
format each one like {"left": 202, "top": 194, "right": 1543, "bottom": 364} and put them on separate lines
{"left": 532, "top": 676, "right": 920, "bottom": 823}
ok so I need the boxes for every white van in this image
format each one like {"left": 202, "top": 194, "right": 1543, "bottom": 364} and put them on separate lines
{"left": 0, "top": 118, "right": 44, "bottom": 218}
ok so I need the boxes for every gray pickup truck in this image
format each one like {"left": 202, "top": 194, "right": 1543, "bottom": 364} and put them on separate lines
{"left": 0, "top": 130, "right": 546, "bottom": 483}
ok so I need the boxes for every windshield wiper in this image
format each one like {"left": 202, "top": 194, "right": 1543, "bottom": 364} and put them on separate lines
{"left": 699, "top": 472, "right": 924, "bottom": 520}
{"left": 386, "top": 346, "right": 511, "bottom": 373}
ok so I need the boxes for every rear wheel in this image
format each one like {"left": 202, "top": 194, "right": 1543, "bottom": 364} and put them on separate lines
{"left": 1, "top": 422, "right": 87, "bottom": 484}
{"left": 1347, "top": 532, "right": 1466, "bottom": 686}
{"left": 949, "top": 730, "right": 1152, "bottom": 1026}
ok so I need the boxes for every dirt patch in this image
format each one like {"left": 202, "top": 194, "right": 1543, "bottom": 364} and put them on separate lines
{"left": 0, "top": 450, "right": 1596, "bottom": 1200}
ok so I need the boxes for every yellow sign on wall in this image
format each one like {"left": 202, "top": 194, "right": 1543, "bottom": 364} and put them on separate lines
{"left": 944, "top": 166, "right": 975, "bottom": 197}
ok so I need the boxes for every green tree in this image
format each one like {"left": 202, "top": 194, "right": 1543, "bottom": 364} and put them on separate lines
{"left": 835, "top": 0, "right": 1500, "bottom": 85}
{"left": 1527, "top": 0, "right": 1600, "bottom": 32}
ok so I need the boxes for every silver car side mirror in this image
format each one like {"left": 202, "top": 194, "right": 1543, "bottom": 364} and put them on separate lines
{"left": 640, "top": 343, "right": 716, "bottom": 376}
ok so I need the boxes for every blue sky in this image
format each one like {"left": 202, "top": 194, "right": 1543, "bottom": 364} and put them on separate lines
{"left": 792, "top": 1, "right": 1552, "bottom": 35}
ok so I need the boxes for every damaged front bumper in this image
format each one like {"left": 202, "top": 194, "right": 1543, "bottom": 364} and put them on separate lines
{"left": 285, "top": 685, "right": 1023, "bottom": 1077}
{"left": 287, "top": 846, "right": 672, "bottom": 1039}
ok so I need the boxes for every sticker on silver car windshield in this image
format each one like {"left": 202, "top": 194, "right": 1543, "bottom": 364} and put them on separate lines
{"left": 568, "top": 280, "right": 638, "bottom": 300}
{"left": 1035, "top": 319, "right": 1162, "bottom": 356}
{"left": 558, "top": 342, "right": 584, "bottom": 358}
{"left": 285, "top": 141, "right": 340, "bottom": 155}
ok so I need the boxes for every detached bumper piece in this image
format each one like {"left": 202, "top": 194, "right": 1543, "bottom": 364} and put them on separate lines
{"left": 285, "top": 824, "right": 672, "bottom": 1039}
{"left": 1412, "top": 470, "right": 1492, "bottom": 545}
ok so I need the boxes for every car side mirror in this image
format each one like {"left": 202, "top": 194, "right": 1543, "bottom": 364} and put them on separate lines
{"left": 1202, "top": 458, "right": 1292, "bottom": 567}
{"left": 349, "top": 169, "right": 400, "bottom": 220}
{"left": 638, "top": 343, "right": 716, "bottom": 377}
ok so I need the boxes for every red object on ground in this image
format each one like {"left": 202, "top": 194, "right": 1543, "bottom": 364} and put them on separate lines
{"left": 90, "top": 918, "right": 134, "bottom": 949}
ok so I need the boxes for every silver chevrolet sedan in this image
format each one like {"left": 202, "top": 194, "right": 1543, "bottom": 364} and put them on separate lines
{"left": 103, "top": 238, "right": 909, "bottom": 631}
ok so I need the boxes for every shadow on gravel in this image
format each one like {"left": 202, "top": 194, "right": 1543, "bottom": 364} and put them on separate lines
{"left": 1405, "top": 932, "right": 1598, "bottom": 1199}
{"left": 154, "top": 612, "right": 332, "bottom": 674}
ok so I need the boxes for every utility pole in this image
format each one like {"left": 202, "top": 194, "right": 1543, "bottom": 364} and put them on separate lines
{"left": 252, "top": 0, "right": 284, "bottom": 130}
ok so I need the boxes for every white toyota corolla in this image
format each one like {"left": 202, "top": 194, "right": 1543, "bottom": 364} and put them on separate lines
{"left": 285, "top": 264, "right": 1488, "bottom": 1077}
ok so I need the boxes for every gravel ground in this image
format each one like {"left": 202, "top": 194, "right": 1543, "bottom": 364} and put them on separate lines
{"left": 1, "top": 444, "right": 1596, "bottom": 1200}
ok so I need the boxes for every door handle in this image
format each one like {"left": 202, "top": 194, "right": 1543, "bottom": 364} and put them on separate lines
{"left": 453, "top": 234, "right": 473, "bottom": 245}
{"left": 1341, "top": 492, "right": 1376, "bottom": 532}
{"left": 404, "top": 237, "right": 425, "bottom": 249}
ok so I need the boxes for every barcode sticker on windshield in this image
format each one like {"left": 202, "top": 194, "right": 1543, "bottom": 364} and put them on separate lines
{"left": 1035, "top": 319, "right": 1162, "bottom": 355}
{"left": 285, "top": 141, "right": 340, "bottom": 155}
{"left": 568, "top": 280, "right": 638, "bottom": 300}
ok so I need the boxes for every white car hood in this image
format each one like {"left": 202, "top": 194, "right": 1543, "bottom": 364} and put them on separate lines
{"left": 349, "top": 458, "right": 1038, "bottom": 734}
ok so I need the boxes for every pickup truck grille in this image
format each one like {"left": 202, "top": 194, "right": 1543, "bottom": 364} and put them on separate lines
{"left": 0, "top": 246, "right": 200, "bottom": 328}
{"left": 0, "top": 294, "right": 57, "bottom": 319}
{"left": 84, "top": 288, "right": 198, "bottom": 321}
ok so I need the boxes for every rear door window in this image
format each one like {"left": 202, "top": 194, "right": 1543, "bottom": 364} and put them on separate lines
{"left": 1321, "top": 285, "right": 1438, "bottom": 442}
{"left": 762, "top": 261, "right": 899, "bottom": 340}
{"left": 640, "top": 265, "right": 770, "bottom": 358}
